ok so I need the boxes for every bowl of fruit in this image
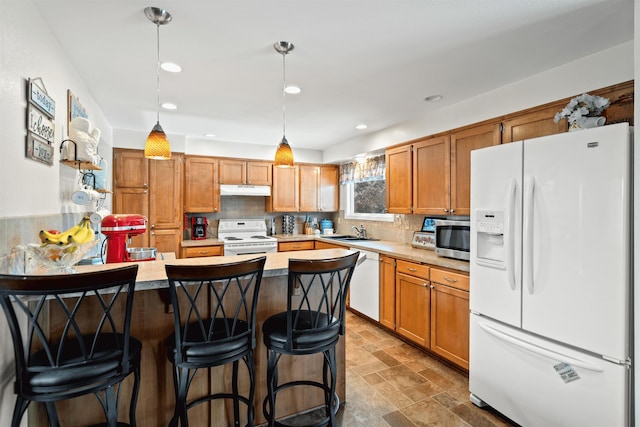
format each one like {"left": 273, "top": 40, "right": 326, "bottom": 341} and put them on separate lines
{"left": 26, "top": 217, "right": 98, "bottom": 274}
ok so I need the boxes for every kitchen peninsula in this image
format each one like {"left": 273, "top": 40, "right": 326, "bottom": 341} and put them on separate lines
{"left": 33, "top": 248, "right": 356, "bottom": 427}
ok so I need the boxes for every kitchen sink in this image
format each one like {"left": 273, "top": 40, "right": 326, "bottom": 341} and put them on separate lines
{"left": 322, "top": 235, "right": 380, "bottom": 241}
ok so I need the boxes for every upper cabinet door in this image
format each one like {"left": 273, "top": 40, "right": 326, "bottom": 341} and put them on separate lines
{"left": 319, "top": 165, "right": 339, "bottom": 212}
{"left": 269, "top": 166, "right": 299, "bottom": 212}
{"left": 299, "top": 165, "right": 320, "bottom": 212}
{"left": 413, "top": 136, "right": 451, "bottom": 215}
{"left": 246, "top": 161, "right": 272, "bottom": 185}
{"left": 184, "top": 156, "right": 219, "bottom": 213}
{"left": 385, "top": 145, "right": 412, "bottom": 214}
{"left": 450, "top": 123, "right": 501, "bottom": 216}
{"left": 219, "top": 159, "right": 246, "bottom": 184}
{"left": 501, "top": 104, "right": 567, "bottom": 144}
{"left": 149, "top": 154, "right": 182, "bottom": 229}
{"left": 113, "top": 149, "right": 148, "bottom": 188}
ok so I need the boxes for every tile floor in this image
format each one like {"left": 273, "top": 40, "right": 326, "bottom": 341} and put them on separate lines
{"left": 337, "top": 311, "right": 518, "bottom": 427}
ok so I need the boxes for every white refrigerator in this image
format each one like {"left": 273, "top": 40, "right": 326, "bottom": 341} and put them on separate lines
{"left": 469, "top": 123, "right": 633, "bottom": 426}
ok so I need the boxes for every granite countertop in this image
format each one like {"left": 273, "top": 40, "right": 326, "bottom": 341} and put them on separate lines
{"left": 181, "top": 234, "right": 469, "bottom": 273}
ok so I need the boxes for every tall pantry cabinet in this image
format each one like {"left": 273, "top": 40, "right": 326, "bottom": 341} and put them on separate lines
{"left": 113, "top": 149, "right": 183, "bottom": 255}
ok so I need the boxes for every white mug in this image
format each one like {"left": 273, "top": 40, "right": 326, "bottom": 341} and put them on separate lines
{"left": 72, "top": 187, "right": 100, "bottom": 205}
{"left": 89, "top": 208, "right": 110, "bottom": 224}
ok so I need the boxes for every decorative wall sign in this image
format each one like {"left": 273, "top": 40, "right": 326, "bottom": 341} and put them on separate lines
{"left": 67, "top": 90, "right": 88, "bottom": 135}
{"left": 25, "top": 78, "right": 55, "bottom": 165}
{"left": 27, "top": 104, "right": 56, "bottom": 142}
{"left": 29, "top": 78, "right": 55, "bottom": 118}
{"left": 26, "top": 133, "right": 54, "bottom": 165}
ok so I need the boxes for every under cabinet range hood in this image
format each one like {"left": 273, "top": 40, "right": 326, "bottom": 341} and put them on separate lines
{"left": 220, "top": 184, "right": 271, "bottom": 197}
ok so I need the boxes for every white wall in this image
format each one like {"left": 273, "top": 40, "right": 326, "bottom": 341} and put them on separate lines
{"left": 324, "top": 41, "right": 634, "bottom": 163}
{"left": 0, "top": 1, "right": 113, "bottom": 219}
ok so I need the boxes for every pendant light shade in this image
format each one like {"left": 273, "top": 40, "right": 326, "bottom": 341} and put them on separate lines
{"left": 145, "top": 122, "right": 171, "bottom": 159}
{"left": 274, "top": 41, "right": 295, "bottom": 167}
{"left": 144, "top": 7, "right": 172, "bottom": 160}
{"left": 274, "top": 136, "right": 294, "bottom": 166}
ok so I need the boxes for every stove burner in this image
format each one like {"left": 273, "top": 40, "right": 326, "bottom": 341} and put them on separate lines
{"left": 225, "top": 237, "right": 243, "bottom": 241}
{"left": 250, "top": 235, "right": 269, "bottom": 239}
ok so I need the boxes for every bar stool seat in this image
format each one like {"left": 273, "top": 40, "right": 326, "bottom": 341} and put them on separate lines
{"left": 262, "top": 252, "right": 359, "bottom": 427}
{"left": 0, "top": 265, "right": 141, "bottom": 427}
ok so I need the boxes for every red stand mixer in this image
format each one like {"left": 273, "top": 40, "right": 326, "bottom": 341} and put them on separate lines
{"left": 101, "top": 214, "right": 148, "bottom": 263}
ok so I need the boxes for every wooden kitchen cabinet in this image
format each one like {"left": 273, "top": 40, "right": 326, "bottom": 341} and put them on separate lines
{"left": 184, "top": 155, "right": 219, "bottom": 213}
{"left": 319, "top": 165, "right": 339, "bottom": 212}
{"left": 413, "top": 135, "right": 451, "bottom": 215}
{"left": 501, "top": 103, "right": 567, "bottom": 143}
{"left": 450, "top": 122, "right": 501, "bottom": 216}
{"left": 113, "top": 149, "right": 148, "bottom": 188}
{"left": 430, "top": 268, "right": 469, "bottom": 370}
{"left": 113, "top": 149, "right": 183, "bottom": 255}
{"left": 267, "top": 166, "right": 299, "bottom": 212}
{"left": 219, "top": 159, "right": 272, "bottom": 185}
{"left": 385, "top": 144, "right": 412, "bottom": 214}
{"left": 278, "top": 240, "right": 315, "bottom": 252}
{"left": 315, "top": 241, "right": 343, "bottom": 250}
{"left": 395, "top": 260, "right": 430, "bottom": 347}
{"left": 149, "top": 156, "right": 183, "bottom": 254}
{"left": 182, "top": 245, "right": 223, "bottom": 258}
{"left": 299, "top": 165, "right": 320, "bottom": 212}
{"left": 379, "top": 255, "right": 396, "bottom": 330}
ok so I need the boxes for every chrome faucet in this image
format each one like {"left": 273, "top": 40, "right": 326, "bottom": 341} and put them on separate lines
{"left": 352, "top": 224, "right": 367, "bottom": 239}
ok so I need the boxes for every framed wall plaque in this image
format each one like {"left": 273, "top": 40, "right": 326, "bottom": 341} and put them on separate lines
{"left": 67, "top": 90, "right": 88, "bottom": 135}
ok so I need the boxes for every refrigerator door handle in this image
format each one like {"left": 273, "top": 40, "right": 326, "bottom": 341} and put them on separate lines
{"left": 523, "top": 176, "right": 535, "bottom": 295}
{"left": 505, "top": 179, "right": 517, "bottom": 290}
{"left": 478, "top": 321, "right": 605, "bottom": 373}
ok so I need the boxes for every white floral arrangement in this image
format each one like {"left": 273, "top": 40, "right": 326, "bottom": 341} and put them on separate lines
{"left": 554, "top": 93, "right": 610, "bottom": 124}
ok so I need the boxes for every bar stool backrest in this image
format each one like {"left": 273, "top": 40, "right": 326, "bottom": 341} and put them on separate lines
{"left": 165, "top": 256, "right": 266, "bottom": 366}
{"left": 285, "top": 252, "right": 359, "bottom": 352}
{"left": 0, "top": 265, "right": 139, "bottom": 397}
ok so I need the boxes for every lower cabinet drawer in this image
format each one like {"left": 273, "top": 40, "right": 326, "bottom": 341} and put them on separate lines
{"left": 278, "top": 241, "right": 315, "bottom": 252}
{"left": 430, "top": 268, "right": 469, "bottom": 291}
{"left": 182, "top": 246, "right": 223, "bottom": 258}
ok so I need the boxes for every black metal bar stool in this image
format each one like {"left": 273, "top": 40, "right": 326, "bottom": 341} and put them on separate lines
{"left": 165, "top": 256, "right": 266, "bottom": 427}
{"left": 0, "top": 265, "right": 141, "bottom": 427}
{"left": 262, "top": 252, "right": 359, "bottom": 427}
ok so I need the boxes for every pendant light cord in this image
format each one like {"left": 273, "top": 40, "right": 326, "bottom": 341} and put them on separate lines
{"left": 281, "top": 52, "right": 286, "bottom": 138}
{"left": 156, "top": 22, "right": 160, "bottom": 125}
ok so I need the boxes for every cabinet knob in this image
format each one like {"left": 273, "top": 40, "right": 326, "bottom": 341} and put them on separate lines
{"left": 450, "top": 209, "right": 455, "bottom": 213}
{"left": 430, "top": 284, "right": 435, "bottom": 289}
{"left": 143, "top": 190, "right": 148, "bottom": 194}
{"left": 423, "top": 282, "right": 428, "bottom": 288}
{"left": 143, "top": 183, "right": 148, "bottom": 188}
{"left": 150, "top": 224, "right": 155, "bottom": 229}
{"left": 443, "top": 209, "right": 449, "bottom": 213}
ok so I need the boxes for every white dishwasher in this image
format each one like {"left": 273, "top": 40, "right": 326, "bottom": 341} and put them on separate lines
{"left": 348, "top": 248, "right": 379, "bottom": 321}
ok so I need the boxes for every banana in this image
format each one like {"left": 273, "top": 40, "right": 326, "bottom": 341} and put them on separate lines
{"left": 39, "top": 217, "right": 93, "bottom": 246}
{"left": 68, "top": 221, "right": 94, "bottom": 245}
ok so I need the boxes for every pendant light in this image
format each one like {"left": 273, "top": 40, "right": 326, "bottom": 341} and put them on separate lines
{"left": 273, "top": 41, "right": 295, "bottom": 167}
{"left": 144, "top": 7, "right": 172, "bottom": 160}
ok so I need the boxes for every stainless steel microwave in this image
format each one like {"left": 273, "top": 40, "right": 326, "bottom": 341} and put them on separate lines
{"left": 435, "top": 219, "right": 470, "bottom": 261}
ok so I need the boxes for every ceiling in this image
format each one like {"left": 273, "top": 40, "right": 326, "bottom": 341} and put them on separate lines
{"left": 33, "top": 0, "right": 633, "bottom": 152}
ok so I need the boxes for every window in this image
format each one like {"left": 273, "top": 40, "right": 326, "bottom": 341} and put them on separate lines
{"left": 340, "top": 155, "right": 393, "bottom": 222}
{"left": 345, "top": 181, "right": 393, "bottom": 221}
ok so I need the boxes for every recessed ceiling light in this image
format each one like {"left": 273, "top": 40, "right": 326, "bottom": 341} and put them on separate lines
{"left": 161, "top": 102, "right": 177, "bottom": 110}
{"left": 285, "top": 85, "right": 301, "bottom": 94}
{"left": 424, "top": 95, "right": 443, "bottom": 102}
{"left": 161, "top": 62, "right": 182, "bottom": 73}
{"left": 355, "top": 124, "right": 368, "bottom": 130}
{"left": 204, "top": 133, "right": 216, "bottom": 138}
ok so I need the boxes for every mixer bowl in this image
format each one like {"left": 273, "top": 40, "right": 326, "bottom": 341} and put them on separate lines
{"left": 127, "top": 247, "right": 157, "bottom": 261}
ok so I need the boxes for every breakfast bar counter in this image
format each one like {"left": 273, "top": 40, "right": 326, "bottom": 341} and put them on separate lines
{"left": 34, "top": 248, "right": 355, "bottom": 427}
